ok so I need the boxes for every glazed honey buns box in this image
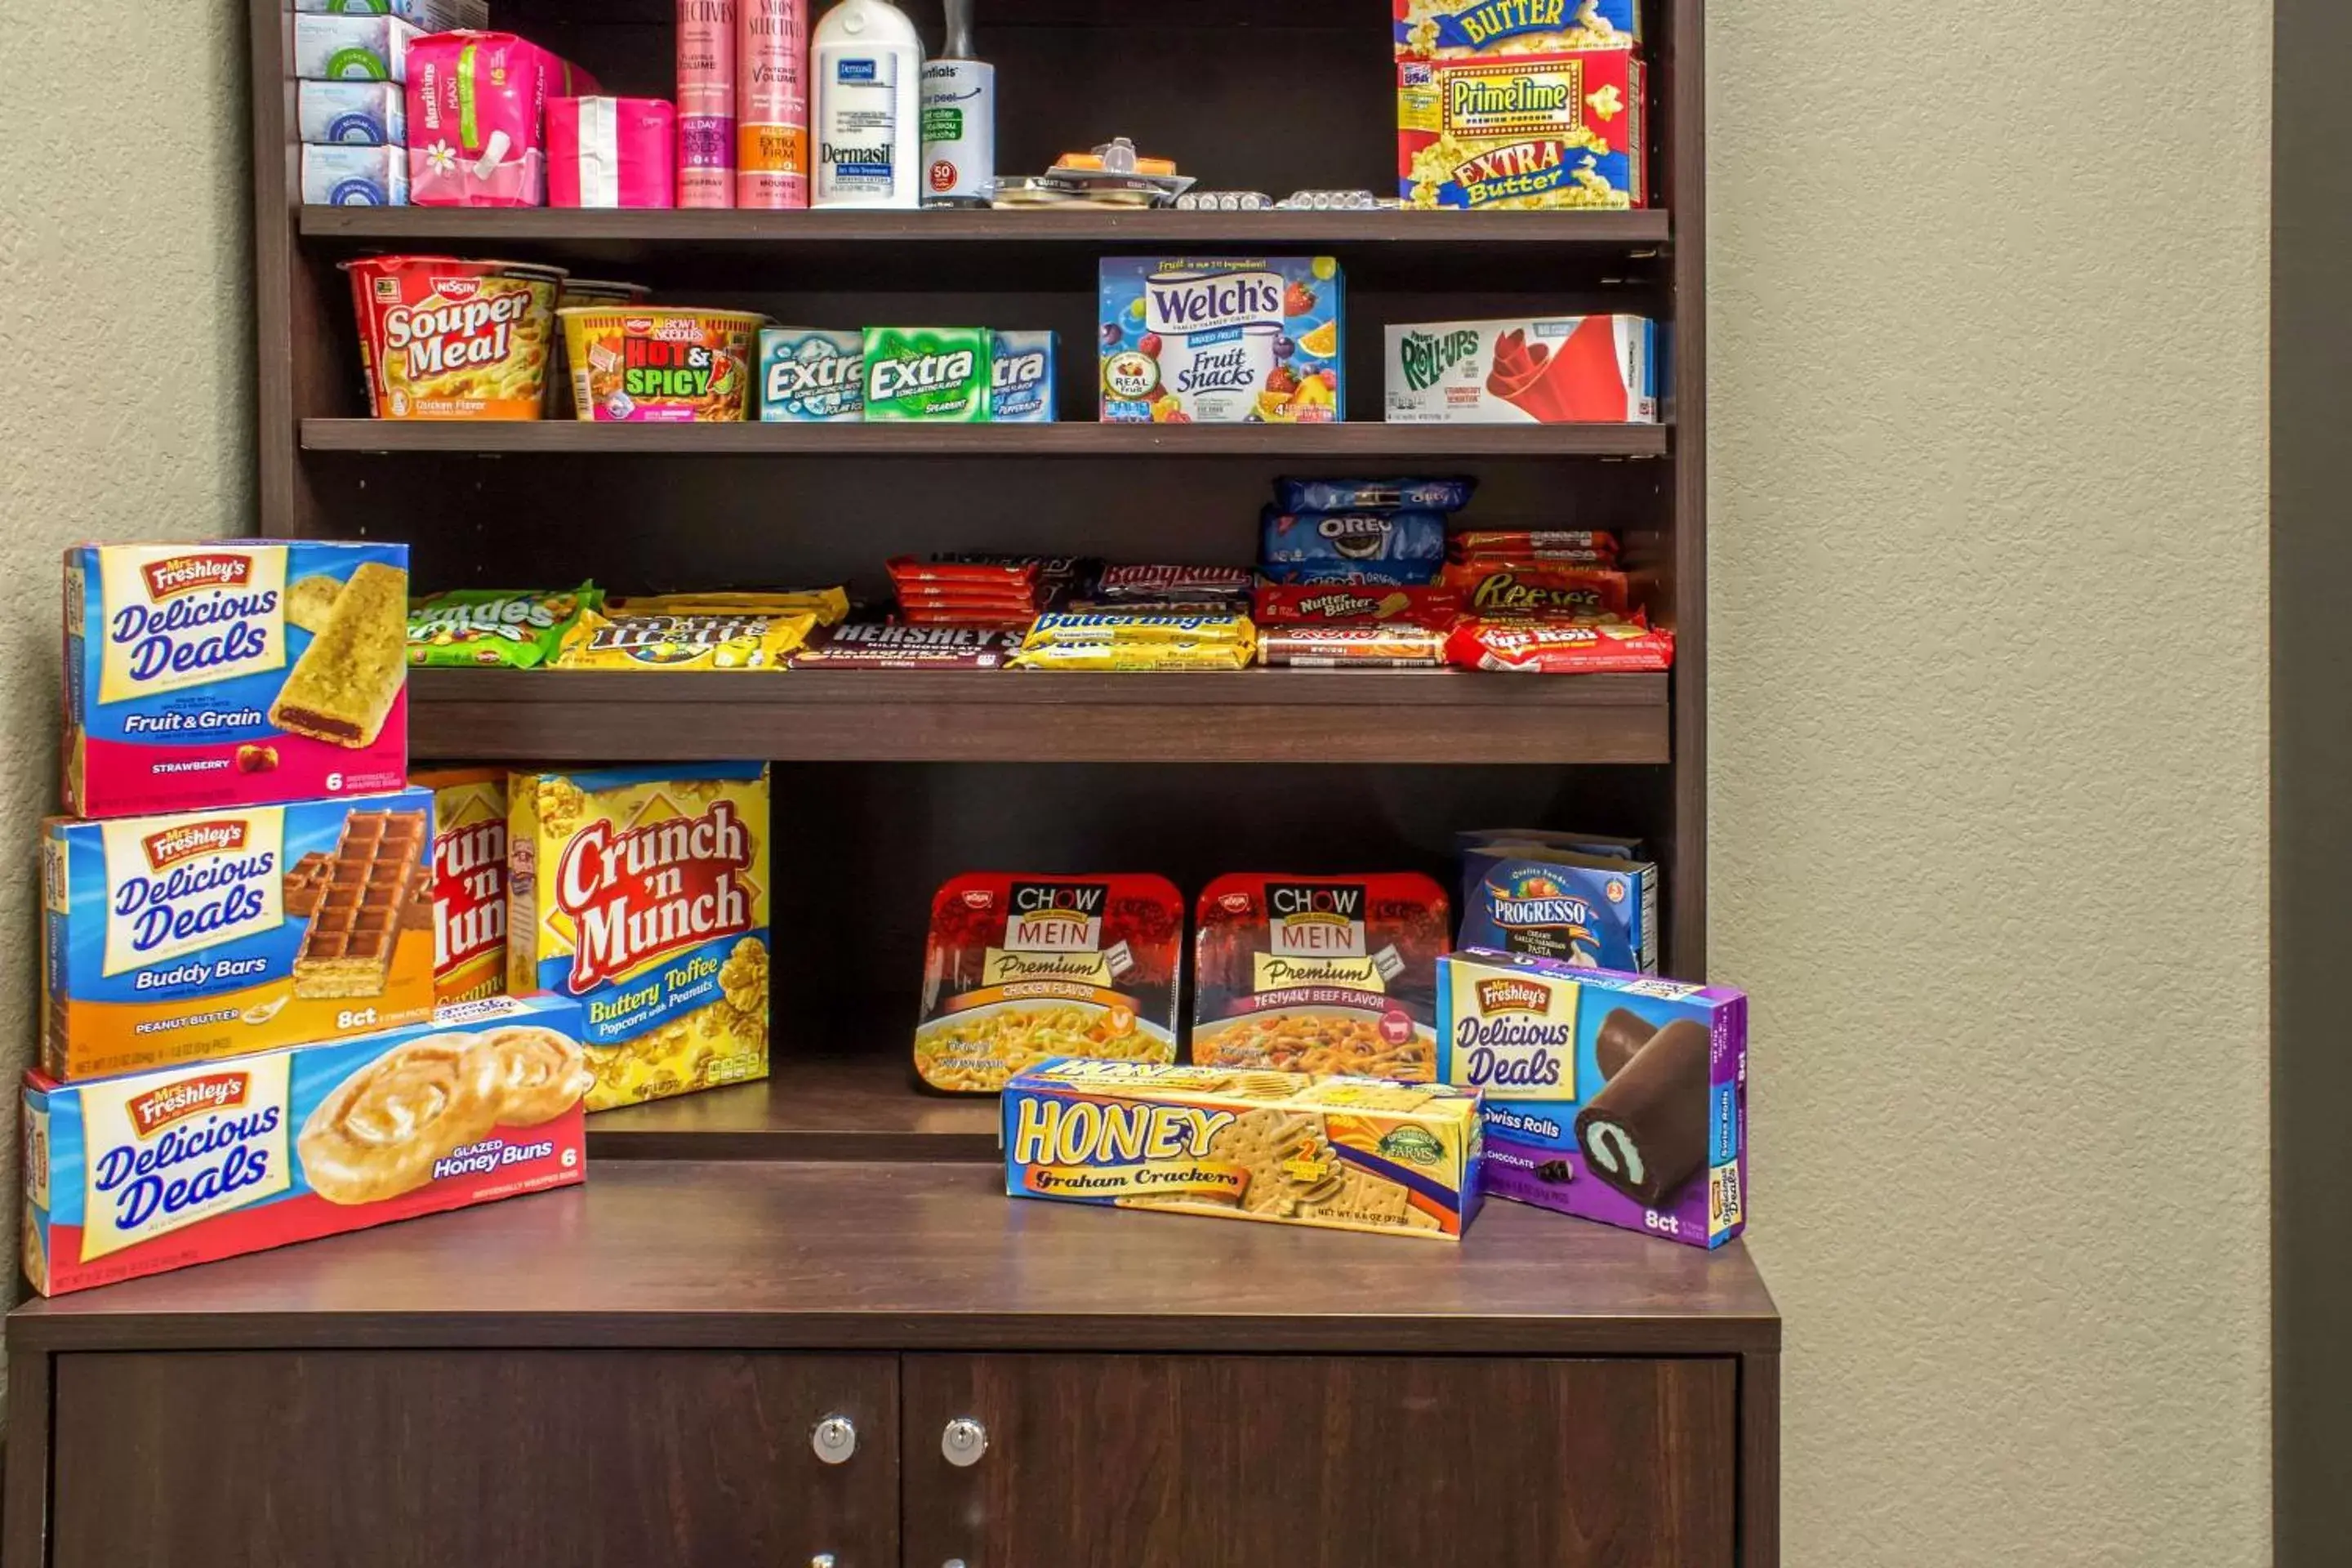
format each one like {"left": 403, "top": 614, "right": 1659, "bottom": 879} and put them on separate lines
{"left": 22, "top": 994, "right": 591, "bottom": 1298}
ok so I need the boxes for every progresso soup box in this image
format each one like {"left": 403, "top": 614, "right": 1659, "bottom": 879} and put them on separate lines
{"left": 42, "top": 790, "right": 439, "bottom": 1084}
{"left": 63, "top": 541, "right": 411, "bottom": 819}
{"left": 21, "top": 993, "right": 589, "bottom": 1297}
{"left": 1437, "top": 950, "right": 1747, "bottom": 1248}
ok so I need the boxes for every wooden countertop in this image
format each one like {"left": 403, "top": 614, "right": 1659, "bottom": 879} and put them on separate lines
{"left": 7, "top": 1160, "right": 1777, "bottom": 1356}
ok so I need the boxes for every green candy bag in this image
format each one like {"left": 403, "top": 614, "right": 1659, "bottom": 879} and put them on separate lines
{"left": 407, "top": 583, "right": 603, "bottom": 669}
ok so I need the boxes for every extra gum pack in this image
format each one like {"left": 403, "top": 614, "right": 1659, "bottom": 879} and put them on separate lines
{"left": 64, "top": 541, "right": 411, "bottom": 819}
{"left": 42, "top": 790, "right": 439, "bottom": 1084}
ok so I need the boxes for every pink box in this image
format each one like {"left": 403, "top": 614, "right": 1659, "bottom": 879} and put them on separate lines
{"left": 549, "top": 97, "right": 676, "bottom": 207}
{"left": 407, "top": 32, "right": 599, "bottom": 207}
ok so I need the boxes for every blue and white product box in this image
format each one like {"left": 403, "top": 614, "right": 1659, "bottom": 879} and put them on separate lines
{"left": 1437, "top": 951, "right": 1747, "bottom": 1250}
{"left": 759, "top": 328, "right": 866, "bottom": 422}
{"left": 297, "top": 81, "right": 407, "bottom": 146}
{"left": 296, "top": 0, "right": 489, "bottom": 28}
{"left": 990, "top": 330, "right": 1057, "bottom": 422}
{"left": 1459, "top": 840, "right": 1658, "bottom": 975}
{"left": 292, "top": 14, "right": 421, "bottom": 83}
{"left": 301, "top": 145, "right": 408, "bottom": 205}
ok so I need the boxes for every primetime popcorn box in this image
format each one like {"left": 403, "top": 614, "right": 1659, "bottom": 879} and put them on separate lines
{"left": 509, "top": 763, "right": 772, "bottom": 1110}
{"left": 1398, "top": 46, "right": 1646, "bottom": 211}
{"left": 64, "top": 541, "right": 411, "bottom": 819}
{"left": 42, "top": 790, "right": 440, "bottom": 1085}
{"left": 22, "top": 993, "right": 589, "bottom": 1298}
{"left": 1437, "top": 950, "right": 1746, "bottom": 1248}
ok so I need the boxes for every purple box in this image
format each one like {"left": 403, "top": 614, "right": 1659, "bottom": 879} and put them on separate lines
{"left": 1436, "top": 949, "right": 1746, "bottom": 1248}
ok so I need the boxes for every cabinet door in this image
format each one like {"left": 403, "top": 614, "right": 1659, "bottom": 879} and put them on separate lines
{"left": 904, "top": 1353, "right": 1735, "bottom": 1568}
{"left": 49, "top": 1349, "right": 897, "bottom": 1568}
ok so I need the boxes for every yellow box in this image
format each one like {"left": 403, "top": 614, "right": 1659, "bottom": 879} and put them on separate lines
{"left": 1003, "top": 1059, "right": 1484, "bottom": 1241}
{"left": 412, "top": 766, "right": 508, "bottom": 1005}
{"left": 506, "top": 763, "right": 770, "bottom": 1111}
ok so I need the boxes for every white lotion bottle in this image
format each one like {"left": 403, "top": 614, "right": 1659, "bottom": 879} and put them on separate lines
{"left": 810, "top": 0, "right": 923, "bottom": 208}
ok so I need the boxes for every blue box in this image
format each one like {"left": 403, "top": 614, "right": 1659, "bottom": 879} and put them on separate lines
{"left": 991, "top": 331, "right": 1057, "bottom": 422}
{"left": 1459, "top": 844, "right": 1657, "bottom": 973}
{"left": 1099, "top": 257, "right": 1343, "bottom": 424}
{"left": 759, "top": 328, "right": 865, "bottom": 421}
{"left": 297, "top": 80, "right": 406, "bottom": 146}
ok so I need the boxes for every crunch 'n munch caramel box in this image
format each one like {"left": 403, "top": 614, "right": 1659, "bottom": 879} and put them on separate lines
{"left": 506, "top": 763, "right": 770, "bottom": 1111}
{"left": 64, "top": 541, "right": 411, "bottom": 820}
{"left": 414, "top": 766, "right": 508, "bottom": 1004}
{"left": 1004, "top": 1058, "right": 1482, "bottom": 1241}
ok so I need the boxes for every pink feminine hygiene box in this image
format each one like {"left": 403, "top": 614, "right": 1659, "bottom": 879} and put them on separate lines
{"left": 407, "top": 32, "right": 601, "bottom": 206}
{"left": 548, "top": 97, "right": 676, "bottom": 208}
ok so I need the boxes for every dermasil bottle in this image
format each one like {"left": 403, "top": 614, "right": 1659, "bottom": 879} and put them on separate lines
{"left": 810, "top": 0, "right": 923, "bottom": 208}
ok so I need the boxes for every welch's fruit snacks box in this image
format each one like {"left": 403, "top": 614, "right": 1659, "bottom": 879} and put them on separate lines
{"left": 1099, "top": 258, "right": 1343, "bottom": 424}
{"left": 64, "top": 541, "right": 411, "bottom": 819}
{"left": 21, "top": 993, "right": 588, "bottom": 1298}
{"left": 1437, "top": 951, "right": 1746, "bottom": 1249}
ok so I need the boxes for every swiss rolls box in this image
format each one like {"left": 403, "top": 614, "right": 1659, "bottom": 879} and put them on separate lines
{"left": 1437, "top": 950, "right": 1746, "bottom": 1248}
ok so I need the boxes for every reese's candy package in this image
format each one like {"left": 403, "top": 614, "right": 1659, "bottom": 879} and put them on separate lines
{"left": 408, "top": 584, "right": 602, "bottom": 669}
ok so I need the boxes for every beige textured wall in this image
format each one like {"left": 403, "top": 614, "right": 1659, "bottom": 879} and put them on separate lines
{"left": 1711, "top": 4, "right": 2272, "bottom": 1564}
{"left": 0, "top": 0, "right": 253, "bottom": 1335}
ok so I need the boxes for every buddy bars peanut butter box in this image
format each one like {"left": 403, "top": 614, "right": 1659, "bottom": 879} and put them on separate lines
{"left": 42, "top": 790, "right": 439, "bottom": 1084}
{"left": 64, "top": 541, "right": 411, "bottom": 820}
{"left": 22, "top": 992, "right": 588, "bottom": 1298}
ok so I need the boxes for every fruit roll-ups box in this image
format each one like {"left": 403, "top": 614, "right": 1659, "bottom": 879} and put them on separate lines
{"left": 1386, "top": 315, "right": 1658, "bottom": 423}
{"left": 21, "top": 992, "right": 590, "bottom": 1298}
{"left": 1437, "top": 951, "right": 1745, "bottom": 1248}
{"left": 1003, "top": 1058, "right": 1483, "bottom": 1241}
{"left": 415, "top": 766, "right": 509, "bottom": 1004}
{"left": 42, "top": 789, "right": 439, "bottom": 1084}
{"left": 64, "top": 541, "right": 411, "bottom": 819}
{"left": 507, "top": 764, "right": 771, "bottom": 1111}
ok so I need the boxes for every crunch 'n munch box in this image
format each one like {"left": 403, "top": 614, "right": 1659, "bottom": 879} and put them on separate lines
{"left": 64, "top": 541, "right": 411, "bottom": 819}
{"left": 1398, "top": 47, "right": 1646, "bottom": 210}
{"left": 42, "top": 789, "right": 439, "bottom": 1084}
{"left": 414, "top": 766, "right": 509, "bottom": 1004}
{"left": 1004, "top": 1058, "right": 1482, "bottom": 1240}
{"left": 22, "top": 993, "right": 588, "bottom": 1298}
{"left": 1099, "top": 258, "right": 1343, "bottom": 424}
{"left": 1437, "top": 951, "right": 1745, "bottom": 1248}
{"left": 506, "top": 763, "right": 770, "bottom": 1110}
{"left": 1393, "top": 0, "right": 1642, "bottom": 59}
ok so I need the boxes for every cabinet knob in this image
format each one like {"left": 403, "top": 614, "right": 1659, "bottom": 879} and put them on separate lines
{"left": 811, "top": 1415, "right": 858, "bottom": 1465}
{"left": 941, "top": 1415, "right": 989, "bottom": 1467}
{"left": 810, "top": 1557, "right": 837, "bottom": 1568}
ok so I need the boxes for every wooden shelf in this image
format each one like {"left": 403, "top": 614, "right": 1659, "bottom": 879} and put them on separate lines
{"left": 408, "top": 666, "right": 1672, "bottom": 764}
{"left": 7, "top": 1159, "right": 1778, "bottom": 1356}
{"left": 588, "top": 1055, "right": 999, "bottom": 1162}
{"left": 303, "top": 419, "right": 1672, "bottom": 459}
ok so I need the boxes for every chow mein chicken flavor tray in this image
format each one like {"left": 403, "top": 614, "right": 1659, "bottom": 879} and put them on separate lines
{"left": 1192, "top": 873, "right": 1450, "bottom": 1081}
{"left": 915, "top": 873, "right": 1184, "bottom": 1094}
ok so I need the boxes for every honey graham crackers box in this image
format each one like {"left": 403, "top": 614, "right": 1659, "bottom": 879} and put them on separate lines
{"left": 1437, "top": 950, "right": 1747, "bottom": 1248}
{"left": 414, "top": 766, "right": 509, "bottom": 1004}
{"left": 23, "top": 993, "right": 590, "bottom": 1297}
{"left": 507, "top": 763, "right": 771, "bottom": 1110}
{"left": 65, "top": 541, "right": 410, "bottom": 819}
{"left": 42, "top": 790, "right": 439, "bottom": 1084}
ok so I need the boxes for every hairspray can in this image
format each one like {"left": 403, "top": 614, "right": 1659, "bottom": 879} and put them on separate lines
{"left": 920, "top": 0, "right": 992, "bottom": 206}
{"left": 677, "top": 0, "right": 737, "bottom": 207}
{"left": 737, "top": 0, "right": 808, "bottom": 207}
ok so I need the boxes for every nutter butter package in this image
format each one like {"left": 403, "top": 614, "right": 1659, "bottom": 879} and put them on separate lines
{"left": 915, "top": 873, "right": 1183, "bottom": 1094}
{"left": 64, "top": 542, "right": 411, "bottom": 820}
{"left": 42, "top": 789, "right": 439, "bottom": 1084}
{"left": 415, "top": 767, "right": 509, "bottom": 1004}
{"left": 1437, "top": 950, "right": 1745, "bottom": 1248}
{"left": 21, "top": 993, "right": 589, "bottom": 1298}
{"left": 1004, "top": 1058, "right": 1482, "bottom": 1240}
{"left": 1192, "top": 872, "right": 1450, "bottom": 1081}
{"left": 507, "top": 764, "right": 770, "bottom": 1110}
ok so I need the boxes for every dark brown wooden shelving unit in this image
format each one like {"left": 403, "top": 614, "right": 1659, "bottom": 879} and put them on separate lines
{"left": 6, "top": 7, "right": 1773, "bottom": 1568}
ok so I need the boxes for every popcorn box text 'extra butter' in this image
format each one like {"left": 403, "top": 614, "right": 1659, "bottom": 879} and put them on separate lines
{"left": 1099, "top": 258, "right": 1343, "bottom": 425}
{"left": 22, "top": 992, "right": 590, "bottom": 1297}
{"left": 42, "top": 789, "right": 439, "bottom": 1085}
{"left": 1437, "top": 950, "right": 1745, "bottom": 1248}
{"left": 507, "top": 763, "right": 772, "bottom": 1110}
{"left": 64, "top": 541, "right": 411, "bottom": 820}
{"left": 415, "top": 766, "right": 509, "bottom": 1004}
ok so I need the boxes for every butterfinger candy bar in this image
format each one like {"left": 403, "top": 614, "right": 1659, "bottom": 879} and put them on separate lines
{"left": 1258, "top": 624, "right": 1448, "bottom": 668}
{"left": 1004, "top": 1058, "right": 1482, "bottom": 1240}
{"left": 1254, "top": 583, "right": 1462, "bottom": 624}
{"left": 1009, "top": 639, "right": 1252, "bottom": 671}
{"left": 1448, "top": 617, "right": 1676, "bottom": 673}
{"left": 1437, "top": 951, "right": 1746, "bottom": 1249}
{"left": 1022, "top": 611, "right": 1253, "bottom": 645}
{"left": 293, "top": 808, "right": 428, "bottom": 1000}
{"left": 554, "top": 610, "right": 813, "bottom": 670}
{"left": 791, "top": 622, "right": 1023, "bottom": 668}
{"left": 268, "top": 561, "right": 410, "bottom": 750}
{"left": 1442, "top": 564, "right": 1631, "bottom": 617}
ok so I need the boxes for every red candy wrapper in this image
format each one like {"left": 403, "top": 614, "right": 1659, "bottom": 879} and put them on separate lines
{"left": 888, "top": 556, "right": 1040, "bottom": 590}
{"left": 1447, "top": 617, "right": 1676, "bottom": 673}
{"left": 1095, "top": 564, "right": 1256, "bottom": 601}
{"left": 1254, "top": 582, "right": 1463, "bottom": 625}
{"left": 1259, "top": 624, "right": 1449, "bottom": 667}
{"left": 1449, "top": 530, "right": 1619, "bottom": 559}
